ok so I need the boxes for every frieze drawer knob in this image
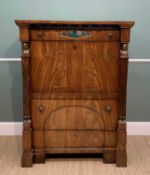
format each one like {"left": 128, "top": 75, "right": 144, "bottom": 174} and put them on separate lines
{"left": 108, "top": 32, "right": 113, "bottom": 39}
{"left": 37, "top": 32, "right": 44, "bottom": 39}
{"left": 39, "top": 106, "right": 44, "bottom": 112}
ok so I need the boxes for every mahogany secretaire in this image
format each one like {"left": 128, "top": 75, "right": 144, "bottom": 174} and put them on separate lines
{"left": 15, "top": 20, "right": 134, "bottom": 167}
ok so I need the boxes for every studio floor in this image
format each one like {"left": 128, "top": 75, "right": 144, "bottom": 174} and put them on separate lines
{"left": 0, "top": 136, "right": 150, "bottom": 175}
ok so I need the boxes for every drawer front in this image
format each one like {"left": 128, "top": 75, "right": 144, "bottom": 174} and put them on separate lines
{"left": 32, "top": 99, "right": 118, "bottom": 131}
{"left": 30, "top": 30, "right": 120, "bottom": 41}
{"left": 33, "top": 130, "right": 116, "bottom": 148}
{"left": 45, "top": 131, "right": 104, "bottom": 148}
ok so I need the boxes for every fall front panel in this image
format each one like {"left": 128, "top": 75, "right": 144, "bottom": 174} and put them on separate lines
{"left": 31, "top": 41, "right": 119, "bottom": 95}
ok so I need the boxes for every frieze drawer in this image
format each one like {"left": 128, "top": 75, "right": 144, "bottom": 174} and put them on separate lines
{"left": 30, "top": 30, "right": 120, "bottom": 41}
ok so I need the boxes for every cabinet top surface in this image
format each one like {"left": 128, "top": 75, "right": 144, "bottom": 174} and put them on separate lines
{"left": 15, "top": 20, "right": 134, "bottom": 28}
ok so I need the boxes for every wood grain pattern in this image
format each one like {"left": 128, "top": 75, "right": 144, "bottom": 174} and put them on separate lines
{"left": 32, "top": 130, "right": 116, "bottom": 149}
{"left": 44, "top": 130, "right": 104, "bottom": 148}
{"left": 16, "top": 20, "right": 134, "bottom": 167}
{"left": 19, "top": 27, "right": 30, "bottom": 41}
{"left": 31, "top": 92, "right": 119, "bottom": 100}
{"left": 22, "top": 56, "right": 31, "bottom": 117}
{"left": 32, "top": 99, "right": 118, "bottom": 131}
{"left": 121, "top": 29, "right": 131, "bottom": 42}
{"left": 119, "top": 44, "right": 129, "bottom": 119}
{"left": 31, "top": 41, "right": 120, "bottom": 95}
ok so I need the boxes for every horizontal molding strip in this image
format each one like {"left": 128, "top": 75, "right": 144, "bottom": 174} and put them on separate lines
{"left": 0, "top": 122, "right": 150, "bottom": 136}
{"left": 0, "top": 58, "right": 150, "bottom": 62}
{"left": 0, "top": 58, "right": 21, "bottom": 62}
{"left": 129, "top": 59, "right": 150, "bottom": 63}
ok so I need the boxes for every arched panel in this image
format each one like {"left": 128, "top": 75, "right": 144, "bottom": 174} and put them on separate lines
{"left": 44, "top": 105, "right": 105, "bottom": 130}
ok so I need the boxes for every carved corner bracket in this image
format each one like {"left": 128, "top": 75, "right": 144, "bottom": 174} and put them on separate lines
{"left": 120, "top": 43, "right": 128, "bottom": 59}
{"left": 22, "top": 42, "right": 30, "bottom": 57}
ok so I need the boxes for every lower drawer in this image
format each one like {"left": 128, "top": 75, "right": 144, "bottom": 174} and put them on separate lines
{"left": 33, "top": 130, "right": 116, "bottom": 149}
{"left": 32, "top": 99, "right": 118, "bottom": 131}
{"left": 45, "top": 130, "right": 104, "bottom": 148}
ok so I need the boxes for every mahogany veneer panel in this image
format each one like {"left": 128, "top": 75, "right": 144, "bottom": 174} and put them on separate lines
{"left": 31, "top": 41, "right": 120, "bottom": 94}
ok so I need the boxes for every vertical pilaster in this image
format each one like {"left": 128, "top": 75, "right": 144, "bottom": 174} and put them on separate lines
{"left": 119, "top": 43, "right": 129, "bottom": 119}
{"left": 117, "top": 28, "right": 130, "bottom": 166}
{"left": 21, "top": 41, "right": 32, "bottom": 167}
{"left": 17, "top": 25, "right": 33, "bottom": 167}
